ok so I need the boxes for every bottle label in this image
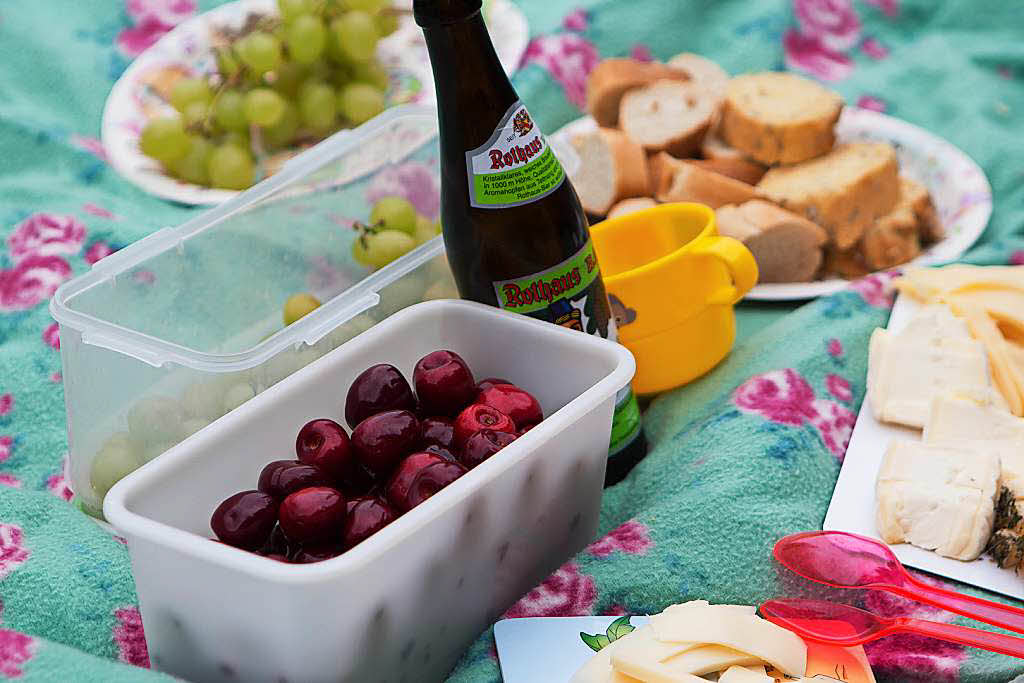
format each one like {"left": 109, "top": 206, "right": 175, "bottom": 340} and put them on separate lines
{"left": 465, "top": 101, "right": 566, "bottom": 209}
{"left": 608, "top": 387, "right": 641, "bottom": 456}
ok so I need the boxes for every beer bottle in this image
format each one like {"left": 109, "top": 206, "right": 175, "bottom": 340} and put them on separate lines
{"left": 414, "top": 0, "right": 646, "bottom": 485}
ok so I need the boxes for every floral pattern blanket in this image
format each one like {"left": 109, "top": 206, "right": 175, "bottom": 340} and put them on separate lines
{"left": 0, "top": 0, "right": 1023, "bottom": 681}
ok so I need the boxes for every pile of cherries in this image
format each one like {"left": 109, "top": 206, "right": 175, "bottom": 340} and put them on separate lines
{"left": 210, "top": 350, "right": 542, "bottom": 563}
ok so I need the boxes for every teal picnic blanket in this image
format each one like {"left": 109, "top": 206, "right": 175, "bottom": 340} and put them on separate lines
{"left": 1, "top": 0, "right": 1023, "bottom": 681}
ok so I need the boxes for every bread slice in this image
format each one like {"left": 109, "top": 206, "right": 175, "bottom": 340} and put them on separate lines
{"left": 647, "top": 151, "right": 684, "bottom": 197}
{"left": 569, "top": 127, "right": 650, "bottom": 216}
{"left": 608, "top": 197, "right": 658, "bottom": 219}
{"left": 757, "top": 142, "right": 900, "bottom": 249}
{"left": 619, "top": 80, "right": 717, "bottom": 157}
{"left": 823, "top": 246, "right": 870, "bottom": 279}
{"left": 716, "top": 200, "right": 827, "bottom": 283}
{"left": 667, "top": 53, "right": 729, "bottom": 101}
{"left": 691, "top": 158, "right": 766, "bottom": 185}
{"left": 585, "top": 58, "right": 689, "bottom": 128}
{"left": 701, "top": 129, "right": 743, "bottom": 160}
{"left": 721, "top": 72, "right": 843, "bottom": 165}
{"left": 899, "top": 176, "right": 944, "bottom": 244}
{"left": 861, "top": 206, "right": 921, "bottom": 270}
{"left": 656, "top": 160, "right": 760, "bottom": 209}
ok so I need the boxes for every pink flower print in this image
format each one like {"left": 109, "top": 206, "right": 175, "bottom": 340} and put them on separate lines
{"left": 562, "top": 8, "right": 589, "bottom": 32}
{"left": 850, "top": 271, "right": 898, "bottom": 308}
{"left": 0, "top": 437, "right": 11, "bottom": 462}
{"left": 860, "top": 37, "right": 889, "bottom": 59}
{"left": 864, "top": 0, "right": 900, "bottom": 17}
{"left": 0, "top": 255, "right": 73, "bottom": 312}
{"left": 998, "top": 65, "right": 1013, "bottom": 79}
{"left": 602, "top": 605, "right": 629, "bottom": 616}
{"left": 84, "top": 241, "right": 116, "bottom": 265}
{"left": 793, "top": 0, "right": 861, "bottom": 50}
{"left": 0, "top": 524, "right": 30, "bottom": 580}
{"left": 504, "top": 562, "right": 597, "bottom": 618}
{"left": 522, "top": 33, "right": 600, "bottom": 110}
{"left": 42, "top": 323, "right": 60, "bottom": 350}
{"left": 734, "top": 369, "right": 817, "bottom": 426}
{"left": 365, "top": 161, "right": 440, "bottom": 220}
{"left": 783, "top": 30, "right": 854, "bottom": 82}
{"left": 7, "top": 213, "right": 86, "bottom": 264}
{"left": 114, "top": 606, "right": 151, "bottom": 668}
{"left": 0, "top": 394, "right": 11, "bottom": 416}
{"left": 132, "top": 269, "right": 156, "bottom": 285}
{"left": 82, "top": 203, "right": 117, "bottom": 220}
{"left": 826, "top": 373, "right": 853, "bottom": 402}
{"left": 1011, "top": 250, "right": 1024, "bottom": 266}
{"left": 810, "top": 398, "right": 856, "bottom": 459}
{"left": 118, "top": 0, "right": 196, "bottom": 57}
{"left": 117, "top": 17, "right": 173, "bottom": 56}
{"left": 47, "top": 455, "right": 74, "bottom": 502}
{"left": 70, "top": 135, "right": 109, "bottom": 163}
{"left": 856, "top": 94, "right": 888, "bottom": 112}
{"left": 630, "top": 45, "right": 654, "bottom": 63}
{"left": 0, "top": 628, "right": 36, "bottom": 678}
{"left": 586, "top": 519, "right": 652, "bottom": 558}
{"left": 0, "top": 474, "right": 21, "bottom": 489}
{"left": 827, "top": 338, "right": 843, "bottom": 357}
{"left": 50, "top": 372, "right": 62, "bottom": 383}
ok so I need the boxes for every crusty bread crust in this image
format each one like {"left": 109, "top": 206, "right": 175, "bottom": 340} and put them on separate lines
{"left": 716, "top": 200, "right": 827, "bottom": 282}
{"left": 570, "top": 127, "right": 650, "bottom": 216}
{"left": 619, "top": 80, "right": 716, "bottom": 157}
{"left": 691, "top": 157, "right": 767, "bottom": 186}
{"left": 861, "top": 205, "right": 921, "bottom": 270}
{"left": 721, "top": 72, "right": 843, "bottom": 165}
{"left": 667, "top": 53, "right": 729, "bottom": 101}
{"left": 656, "top": 160, "right": 761, "bottom": 209}
{"left": 586, "top": 58, "right": 690, "bottom": 128}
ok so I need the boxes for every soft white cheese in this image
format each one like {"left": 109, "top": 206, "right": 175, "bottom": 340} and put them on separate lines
{"left": 718, "top": 665, "right": 772, "bottom": 683}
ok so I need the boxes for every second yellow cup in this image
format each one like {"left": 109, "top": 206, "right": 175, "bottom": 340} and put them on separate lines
{"left": 590, "top": 203, "right": 758, "bottom": 395}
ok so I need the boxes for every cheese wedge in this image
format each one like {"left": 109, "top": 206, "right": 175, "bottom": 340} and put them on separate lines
{"left": 649, "top": 610, "right": 807, "bottom": 677}
{"left": 571, "top": 627, "right": 646, "bottom": 683}
{"left": 895, "top": 265, "right": 1024, "bottom": 303}
{"left": 948, "top": 300, "right": 1024, "bottom": 415}
{"left": 614, "top": 640, "right": 760, "bottom": 682}
{"left": 923, "top": 395, "right": 1024, "bottom": 442}
{"left": 719, "top": 665, "right": 773, "bottom": 683}
{"left": 876, "top": 440, "right": 999, "bottom": 560}
{"left": 899, "top": 303, "right": 972, "bottom": 341}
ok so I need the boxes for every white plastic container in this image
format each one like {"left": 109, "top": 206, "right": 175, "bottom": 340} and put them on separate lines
{"left": 50, "top": 105, "right": 457, "bottom": 519}
{"left": 104, "top": 300, "right": 634, "bottom": 683}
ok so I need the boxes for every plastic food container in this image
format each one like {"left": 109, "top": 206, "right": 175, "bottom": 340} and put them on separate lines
{"left": 50, "top": 105, "right": 457, "bottom": 519}
{"left": 104, "top": 300, "right": 634, "bottom": 683}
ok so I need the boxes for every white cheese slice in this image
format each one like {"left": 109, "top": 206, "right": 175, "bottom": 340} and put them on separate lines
{"left": 662, "top": 602, "right": 756, "bottom": 617}
{"left": 867, "top": 328, "right": 891, "bottom": 422}
{"left": 570, "top": 627, "right": 645, "bottom": 683}
{"left": 899, "top": 303, "right": 972, "bottom": 341}
{"left": 875, "top": 440, "right": 999, "bottom": 560}
{"left": 614, "top": 642, "right": 758, "bottom": 682}
{"left": 718, "top": 665, "right": 772, "bottom": 683}
{"left": 648, "top": 611, "right": 807, "bottom": 677}
{"left": 924, "top": 394, "right": 1024, "bottom": 442}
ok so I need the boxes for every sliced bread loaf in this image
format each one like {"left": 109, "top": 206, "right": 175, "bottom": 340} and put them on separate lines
{"left": 716, "top": 200, "right": 827, "bottom": 282}
{"left": 691, "top": 157, "right": 767, "bottom": 185}
{"left": 667, "top": 53, "right": 729, "bottom": 101}
{"left": 757, "top": 142, "right": 900, "bottom": 249}
{"left": 585, "top": 58, "right": 689, "bottom": 128}
{"left": 701, "top": 129, "right": 743, "bottom": 160}
{"left": 861, "top": 205, "right": 921, "bottom": 271}
{"left": 619, "top": 80, "right": 717, "bottom": 157}
{"left": 899, "top": 176, "right": 944, "bottom": 244}
{"left": 823, "top": 246, "right": 871, "bottom": 279}
{"left": 608, "top": 197, "right": 658, "bottom": 219}
{"left": 569, "top": 127, "right": 650, "bottom": 216}
{"left": 720, "top": 72, "right": 843, "bottom": 165}
{"left": 656, "top": 160, "right": 760, "bottom": 209}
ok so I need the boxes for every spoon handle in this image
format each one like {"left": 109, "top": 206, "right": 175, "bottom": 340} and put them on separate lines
{"left": 901, "top": 618, "right": 1024, "bottom": 659}
{"left": 902, "top": 576, "right": 1024, "bottom": 635}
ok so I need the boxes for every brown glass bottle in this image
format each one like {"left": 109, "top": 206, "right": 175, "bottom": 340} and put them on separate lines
{"left": 415, "top": 0, "right": 647, "bottom": 486}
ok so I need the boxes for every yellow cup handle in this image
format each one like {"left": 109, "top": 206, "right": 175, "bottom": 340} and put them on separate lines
{"left": 692, "top": 236, "right": 759, "bottom": 305}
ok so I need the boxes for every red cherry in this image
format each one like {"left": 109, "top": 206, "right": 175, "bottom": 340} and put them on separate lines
{"left": 419, "top": 417, "right": 455, "bottom": 450}
{"left": 339, "top": 463, "right": 379, "bottom": 499}
{"left": 413, "top": 350, "right": 476, "bottom": 417}
{"left": 259, "top": 461, "right": 330, "bottom": 500}
{"left": 476, "top": 377, "right": 512, "bottom": 392}
{"left": 460, "top": 429, "right": 517, "bottom": 468}
{"left": 264, "top": 553, "right": 290, "bottom": 562}
{"left": 210, "top": 491, "right": 278, "bottom": 551}
{"left": 260, "top": 524, "right": 291, "bottom": 557}
{"left": 475, "top": 385, "right": 542, "bottom": 428}
{"left": 423, "top": 444, "right": 458, "bottom": 462}
{"left": 517, "top": 423, "right": 538, "bottom": 437}
{"left": 404, "top": 461, "right": 467, "bottom": 511}
{"left": 289, "top": 542, "right": 344, "bottom": 564}
{"left": 296, "top": 419, "right": 353, "bottom": 481}
{"left": 345, "top": 364, "right": 416, "bottom": 427}
{"left": 351, "top": 410, "right": 420, "bottom": 475}
{"left": 278, "top": 486, "right": 346, "bottom": 544}
{"left": 343, "top": 496, "right": 398, "bottom": 549}
{"left": 453, "top": 404, "right": 515, "bottom": 449}
{"left": 385, "top": 452, "right": 446, "bottom": 510}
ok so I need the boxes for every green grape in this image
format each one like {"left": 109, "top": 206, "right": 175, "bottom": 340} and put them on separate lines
{"left": 167, "top": 135, "right": 214, "bottom": 185}
{"left": 262, "top": 100, "right": 301, "bottom": 148}
{"left": 351, "top": 229, "right": 417, "bottom": 269}
{"left": 216, "top": 47, "right": 241, "bottom": 80}
{"left": 243, "top": 87, "right": 286, "bottom": 126}
{"left": 412, "top": 215, "right": 441, "bottom": 244}
{"left": 139, "top": 116, "right": 191, "bottom": 163}
{"left": 298, "top": 80, "right": 337, "bottom": 134}
{"left": 376, "top": 12, "right": 399, "bottom": 37}
{"left": 221, "top": 130, "right": 251, "bottom": 150}
{"left": 237, "top": 31, "right": 283, "bottom": 75}
{"left": 272, "top": 60, "right": 307, "bottom": 97}
{"left": 330, "top": 11, "right": 379, "bottom": 63}
{"left": 283, "top": 292, "right": 321, "bottom": 325}
{"left": 213, "top": 90, "right": 248, "bottom": 131}
{"left": 370, "top": 197, "right": 417, "bottom": 235}
{"left": 169, "top": 77, "right": 213, "bottom": 113}
{"left": 208, "top": 144, "right": 254, "bottom": 190}
{"left": 90, "top": 433, "right": 140, "bottom": 498}
{"left": 337, "top": 82, "right": 385, "bottom": 124}
{"left": 343, "top": 0, "right": 386, "bottom": 11}
{"left": 351, "top": 60, "right": 390, "bottom": 91}
{"left": 182, "top": 100, "right": 209, "bottom": 129}
{"left": 287, "top": 14, "right": 327, "bottom": 65}
{"left": 277, "top": 0, "right": 312, "bottom": 21}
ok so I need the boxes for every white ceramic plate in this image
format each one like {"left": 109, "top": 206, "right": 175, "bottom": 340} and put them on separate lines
{"left": 824, "top": 293, "right": 1024, "bottom": 601}
{"left": 103, "top": 0, "right": 529, "bottom": 205}
{"left": 551, "top": 109, "right": 992, "bottom": 302}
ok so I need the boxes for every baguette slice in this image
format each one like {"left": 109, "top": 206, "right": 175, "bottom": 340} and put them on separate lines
{"left": 586, "top": 58, "right": 690, "bottom": 128}
{"left": 701, "top": 129, "right": 744, "bottom": 160}
{"left": 648, "top": 151, "right": 684, "bottom": 197}
{"left": 608, "top": 197, "right": 658, "bottom": 219}
{"left": 657, "top": 160, "right": 760, "bottom": 209}
{"left": 619, "top": 80, "right": 717, "bottom": 158}
{"left": 900, "top": 176, "right": 944, "bottom": 244}
{"left": 716, "top": 200, "right": 827, "bottom": 283}
{"left": 569, "top": 127, "right": 650, "bottom": 216}
{"left": 861, "top": 205, "right": 921, "bottom": 271}
{"left": 823, "top": 245, "right": 870, "bottom": 280}
{"left": 691, "top": 158, "right": 767, "bottom": 185}
{"left": 757, "top": 142, "right": 900, "bottom": 249}
{"left": 667, "top": 53, "right": 729, "bottom": 101}
{"left": 721, "top": 72, "right": 843, "bottom": 165}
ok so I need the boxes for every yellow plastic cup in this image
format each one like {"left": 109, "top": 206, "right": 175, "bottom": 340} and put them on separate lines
{"left": 590, "top": 203, "right": 758, "bottom": 395}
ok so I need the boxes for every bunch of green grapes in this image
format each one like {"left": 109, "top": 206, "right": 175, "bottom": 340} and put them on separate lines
{"left": 138, "top": 0, "right": 398, "bottom": 190}
{"left": 352, "top": 196, "right": 441, "bottom": 269}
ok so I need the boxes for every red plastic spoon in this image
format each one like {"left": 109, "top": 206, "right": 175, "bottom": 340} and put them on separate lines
{"left": 774, "top": 531, "right": 1024, "bottom": 634}
{"left": 761, "top": 599, "right": 1024, "bottom": 659}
